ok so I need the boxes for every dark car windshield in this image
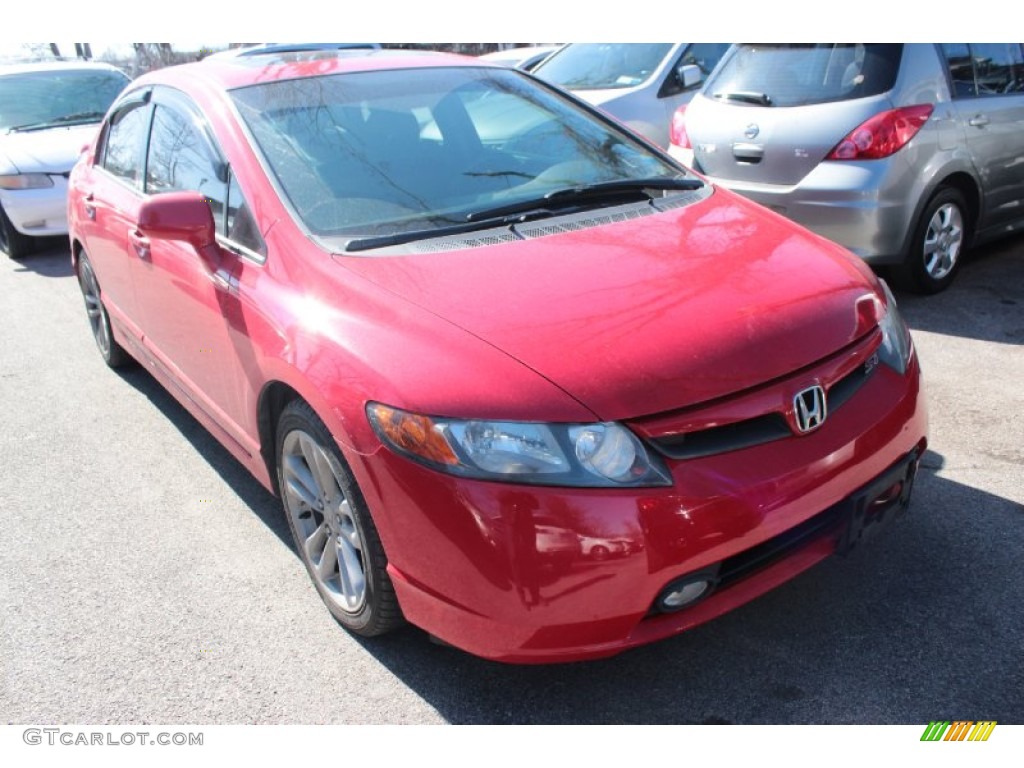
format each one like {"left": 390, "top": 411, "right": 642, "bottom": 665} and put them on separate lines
{"left": 229, "top": 66, "right": 686, "bottom": 241}
{"left": 706, "top": 44, "right": 903, "bottom": 108}
{"left": 533, "top": 43, "right": 674, "bottom": 90}
{"left": 0, "top": 69, "right": 130, "bottom": 132}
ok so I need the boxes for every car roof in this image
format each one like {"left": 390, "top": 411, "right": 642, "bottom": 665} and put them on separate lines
{"left": 138, "top": 49, "right": 485, "bottom": 93}
{"left": 0, "top": 60, "right": 127, "bottom": 77}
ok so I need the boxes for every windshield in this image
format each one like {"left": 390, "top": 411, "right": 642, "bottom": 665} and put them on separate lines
{"left": 0, "top": 69, "right": 129, "bottom": 132}
{"left": 706, "top": 44, "right": 903, "bottom": 108}
{"left": 230, "top": 66, "right": 685, "bottom": 242}
{"left": 533, "top": 43, "right": 674, "bottom": 90}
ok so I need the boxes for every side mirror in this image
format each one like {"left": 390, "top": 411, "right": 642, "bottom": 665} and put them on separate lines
{"left": 676, "top": 63, "right": 703, "bottom": 90}
{"left": 137, "top": 191, "right": 220, "bottom": 272}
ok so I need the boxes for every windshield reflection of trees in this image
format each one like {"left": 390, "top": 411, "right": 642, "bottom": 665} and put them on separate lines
{"left": 231, "top": 67, "right": 676, "bottom": 238}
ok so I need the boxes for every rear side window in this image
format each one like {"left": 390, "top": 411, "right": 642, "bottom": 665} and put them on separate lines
{"left": 705, "top": 44, "right": 903, "bottom": 107}
{"left": 942, "top": 43, "right": 1024, "bottom": 97}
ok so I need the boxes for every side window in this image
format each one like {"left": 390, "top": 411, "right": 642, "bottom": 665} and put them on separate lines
{"left": 146, "top": 105, "right": 226, "bottom": 224}
{"left": 226, "top": 173, "right": 265, "bottom": 256}
{"left": 970, "top": 43, "right": 1024, "bottom": 95}
{"left": 941, "top": 44, "right": 975, "bottom": 97}
{"left": 943, "top": 44, "right": 1024, "bottom": 97}
{"left": 662, "top": 43, "right": 730, "bottom": 97}
{"left": 101, "top": 103, "right": 150, "bottom": 186}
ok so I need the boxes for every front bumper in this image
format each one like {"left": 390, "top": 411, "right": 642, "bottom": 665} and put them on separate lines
{"left": 352, "top": 354, "right": 927, "bottom": 663}
{"left": 0, "top": 176, "right": 71, "bottom": 237}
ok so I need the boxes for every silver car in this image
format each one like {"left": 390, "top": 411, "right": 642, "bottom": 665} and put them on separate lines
{"left": 670, "top": 43, "right": 1024, "bottom": 293}
{"left": 533, "top": 43, "right": 730, "bottom": 148}
{"left": 0, "top": 61, "right": 129, "bottom": 259}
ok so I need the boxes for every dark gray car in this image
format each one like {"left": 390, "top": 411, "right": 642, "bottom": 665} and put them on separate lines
{"left": 670, "top": 43, "right": 1024, "bottom": 293}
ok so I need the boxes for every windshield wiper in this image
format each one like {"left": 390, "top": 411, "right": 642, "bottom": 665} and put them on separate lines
{"left": 465, "top": 176, "right": 703, "bottom": 223}
{"left": 8, "top": 111, "right": 108, "bottom": 133}
{"left": 712, "top": 91, "right": 773, "bottom": 106}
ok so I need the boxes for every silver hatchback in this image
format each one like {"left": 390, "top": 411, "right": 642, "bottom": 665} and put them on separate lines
{"left": 670, "top": 43, "right": 1024, "bottom": 292}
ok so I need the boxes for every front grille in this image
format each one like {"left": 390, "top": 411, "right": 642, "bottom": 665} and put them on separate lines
{"left": 651, "top": 413, "right": 791, "bottom": 460}
{"left": 648, "top": 357, "right": 877, "bottom": 460}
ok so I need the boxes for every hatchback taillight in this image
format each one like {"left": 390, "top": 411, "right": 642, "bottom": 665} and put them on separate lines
{"left": 669, "top": 105, "right": 691, "bottom": 149}
{"left": 826, "top": 104, "right": 934, "bottom": 160}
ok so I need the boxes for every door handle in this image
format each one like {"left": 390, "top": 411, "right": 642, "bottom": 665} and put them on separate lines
{"left": 83, "top": 193, "right": 96, "bottom": 220}
{"left": 968, "top": 114, "right": 990, "bottom": 127}
{"left": 128, "top": 228, "right": 151, "bottom": 260}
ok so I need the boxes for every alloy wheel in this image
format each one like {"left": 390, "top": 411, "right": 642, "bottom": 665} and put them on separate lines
{"left": 922, "top": 202, "right": 963, "bottom": 281}
{"left": 280, "top": 429, "right": 367, "bottom": 613}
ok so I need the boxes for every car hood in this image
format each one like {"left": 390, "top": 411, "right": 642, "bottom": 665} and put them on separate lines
{"left": 0, "top": 124, "right": 99, "bottom": 174}
{"left": 335, "top": 189, "right": 882, "bottom": 422}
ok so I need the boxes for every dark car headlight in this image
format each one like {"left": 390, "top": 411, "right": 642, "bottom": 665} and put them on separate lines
{"left": 367, "top": 403, "right": 672, "bottom": 488}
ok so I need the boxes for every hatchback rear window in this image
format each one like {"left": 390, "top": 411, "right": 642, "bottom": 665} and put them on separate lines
{"left": 705, "top": 44, "right": 903, "bottom": 108}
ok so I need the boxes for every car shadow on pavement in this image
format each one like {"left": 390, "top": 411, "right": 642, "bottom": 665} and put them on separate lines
{"left": 113, "top": 363, "right": 292, "bottom": 548}
{"left": 892, "top": 233, "right": 1024, "bottom": 346}
{"left": 351, "top": 449, "right": 1024, "bottom": 724}
{"left": 7, "top": 238, "right": 74, "bottom": 278}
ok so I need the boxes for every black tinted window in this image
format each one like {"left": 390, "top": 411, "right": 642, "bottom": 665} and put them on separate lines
{"left": 706, "top": 44, "right": 903, "bottom": 107}
{"left": 146, "top": 105, "right": 226, "bottom": 223}
{"left": 102, "top": 103, "right": 150, "bottom": 186}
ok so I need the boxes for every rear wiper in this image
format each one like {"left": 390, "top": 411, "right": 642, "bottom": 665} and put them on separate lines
{"left": 712, "top": 91, "right": 773, "bottom": 106}
{"left": 465, "top": 176, "right": 703, "bottom": 223}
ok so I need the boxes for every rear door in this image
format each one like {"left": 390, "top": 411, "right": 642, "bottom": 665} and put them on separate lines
{"left": 687, "top": 44, "right": 902, "bottom": 185}
{"left": 77, "top": 95, "right": 153, "bottom": 339}
{"left": 941, "top": 43, "right": 1024, "bottom": 232}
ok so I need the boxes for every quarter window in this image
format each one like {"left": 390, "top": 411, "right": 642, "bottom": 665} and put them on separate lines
{"left": 226, "top": 174, "right": 265, "bottom": 256}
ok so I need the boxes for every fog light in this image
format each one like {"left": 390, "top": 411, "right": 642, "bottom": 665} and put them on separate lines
{"left": 657, "top": 576, "right": 715, "bottom": 612}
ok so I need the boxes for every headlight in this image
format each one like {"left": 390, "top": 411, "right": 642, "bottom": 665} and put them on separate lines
{"left": 366, "top": 403, "right": 672, "bottom": 488}
{"left": 0, "top": 173, "right": 55, "bottom": 190}
{"left": 877, "top": 280, "right": 913, "bottom": 374}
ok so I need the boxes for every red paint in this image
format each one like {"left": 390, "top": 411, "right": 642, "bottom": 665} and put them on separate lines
{"left": 68, "top": 52, "right": 927, "bottom": 663}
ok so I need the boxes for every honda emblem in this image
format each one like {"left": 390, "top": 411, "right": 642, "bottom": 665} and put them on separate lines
{"left": 793, "top": 385, "right": 827, "bottom": 433}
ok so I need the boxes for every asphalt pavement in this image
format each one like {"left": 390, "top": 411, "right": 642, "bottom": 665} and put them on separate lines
{"left": 1, "top": 235, "right": 1021, "bottom": 724}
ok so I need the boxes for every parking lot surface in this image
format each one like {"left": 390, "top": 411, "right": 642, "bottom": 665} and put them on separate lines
{"left": 1, "top": 236, "right": 1021, "bottom": 724}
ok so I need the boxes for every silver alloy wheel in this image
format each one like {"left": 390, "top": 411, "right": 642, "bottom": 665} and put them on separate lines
{"left": 281, "top": 429, "right": 366, "bottom": 613}
{"left": 922, "top": 201, "right": 963, "bottom": 281}
{"left": 79, "top": 258, "right": 111, "bottom": 358}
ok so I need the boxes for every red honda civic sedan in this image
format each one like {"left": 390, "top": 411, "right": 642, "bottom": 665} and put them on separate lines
{"left": 68, "top": 50, "right": 927, "bottom": 663}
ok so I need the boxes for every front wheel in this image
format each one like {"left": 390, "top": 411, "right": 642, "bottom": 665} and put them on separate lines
{"left": 0, "top": 203, "right": 35, "bottom": 259}
{"left": 895, "top": 188, "right": 968, "bottom": 294}
{"left": 276, "top": 400, "right": 403, "bottom": 637}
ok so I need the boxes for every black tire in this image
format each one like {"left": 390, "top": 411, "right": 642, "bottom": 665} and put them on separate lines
{"left": 276, "top": 399, "right": 403, "bottom": 637}
{"left": 0, "top": 203, "right": 36, "bottom": 259}
{"left": 76, "top": 252, "right": 131, "bottom": 368}
{"left": 894, "top": 187, "right": 969, "bottom": 294}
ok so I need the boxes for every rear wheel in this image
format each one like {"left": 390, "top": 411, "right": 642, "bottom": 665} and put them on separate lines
{"left": 895, "top": 187, "right": 968, "bottom": 294}
{"left": 76, "top": 252, "right": 130, "bottom": 368}
{"left": 0, "top": 203, "right": 35, "bottom": 259}
{"left": 276, "top": 400, "right": 403, "bottom": 637}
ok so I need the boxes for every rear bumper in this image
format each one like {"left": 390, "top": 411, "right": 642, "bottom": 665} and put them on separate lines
{"left": 353, "top": 354, "right": 927, "bottom": 663}
{"left": 669, "top": 148, "right": 917, "bottom": 264}
{"left": 0, "top": 179, "right": 70, "bottom": 237}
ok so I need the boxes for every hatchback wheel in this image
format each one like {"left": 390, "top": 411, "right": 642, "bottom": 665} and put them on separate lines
{"left": 0, "top": 204, "right": 35, "bottom": 259}
{"left": 276, "top": 400, "right": 403, "bottom": 636}
{"left": 897, "top": 188, "right": 968, "bottom": 294}
{"left": 77, "top": 252, "right": 130, "bottom": 368}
